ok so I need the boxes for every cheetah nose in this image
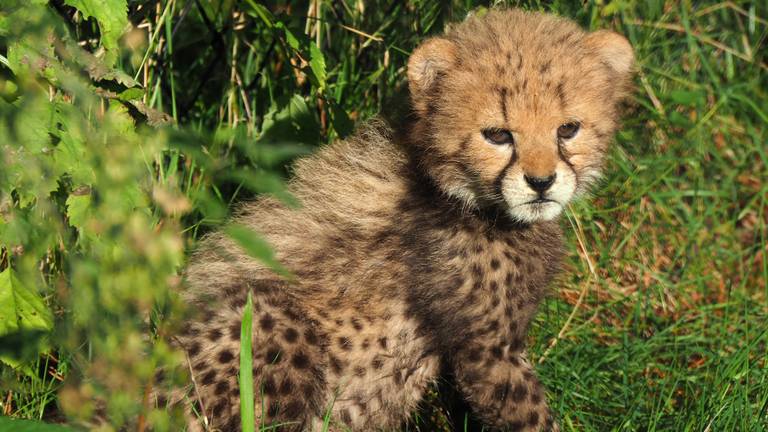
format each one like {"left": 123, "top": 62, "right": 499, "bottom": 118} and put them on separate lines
{"left": 524, "top": 173, "right": 556, "bottom": 193}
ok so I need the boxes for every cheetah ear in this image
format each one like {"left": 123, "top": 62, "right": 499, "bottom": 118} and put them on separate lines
{"left": 583, "top": 30, "right": 635, "bottom": 77}
{"left": 407, "top": 38, "right": 457, "bottom": 107}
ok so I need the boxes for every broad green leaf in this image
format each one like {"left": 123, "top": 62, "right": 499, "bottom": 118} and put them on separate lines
{"left": 328, "top": 100, "right": 354, "bottom": 138}
{"left": 66, "top": 193, "right": 91, "bottom": 229}
{"left": 224, "top": 224, "right": 290, "bottom": 277}
{"left": 0, "top": 268, "right": 52, "bottom": 366}
{"left": 309, "top": 41, "right": 327, "bottom": 90}
{"left": 258, "top": 95, "right": 319, "bottom": 147}
{"left": 0, "top": 267, "right": 53, "bottom": 337}
{"left": 117, "top": 86, "right": 144, "bottom": 101}
{"left": 63, "top": 0, "right": 128, "bottom": 66}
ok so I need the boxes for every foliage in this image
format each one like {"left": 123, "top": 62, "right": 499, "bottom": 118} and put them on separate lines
{"left": 0, "top": 0, "right": 766, "bottom": 431}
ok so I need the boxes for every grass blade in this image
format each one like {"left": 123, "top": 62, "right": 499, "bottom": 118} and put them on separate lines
{"left": 240, "top": 291, "right": 255, "bottom": 432}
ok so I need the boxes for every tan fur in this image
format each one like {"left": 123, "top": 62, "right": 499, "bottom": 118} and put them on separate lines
{"left": 169, "top": 8, "right": 633, "bottom": 432}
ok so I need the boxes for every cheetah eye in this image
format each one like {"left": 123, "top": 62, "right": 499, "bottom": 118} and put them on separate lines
{"left": 557, "top": 122, "right": 581, "bottom": 140}
{"left": 482, "top": 128, "right": 514, "bottom": 146}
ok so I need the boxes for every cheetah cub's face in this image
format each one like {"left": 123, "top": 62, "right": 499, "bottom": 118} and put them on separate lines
{"left": 408, "top": 10, "right": 634, "bottom": 223}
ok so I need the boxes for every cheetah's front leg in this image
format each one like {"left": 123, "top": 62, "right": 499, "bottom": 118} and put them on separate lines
{"left": 452, "top": 344, "right": 558, "bottom": 431}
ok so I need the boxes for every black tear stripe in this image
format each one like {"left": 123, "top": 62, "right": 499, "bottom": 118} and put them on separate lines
{"left": 493, "top": 148, "right": 518, "bottom": 198}
{"left": 499, "top": 87, "right": 509, "bottom": 123}
{"left": 557, "top": 140, "right": 578, "bottom": 187}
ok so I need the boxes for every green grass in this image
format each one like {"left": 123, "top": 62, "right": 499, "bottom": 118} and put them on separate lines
{"left": 1, "top": 0, "right": 766, "bottom": 431}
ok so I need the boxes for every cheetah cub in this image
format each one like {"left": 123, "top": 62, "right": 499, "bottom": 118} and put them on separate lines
{"left": 176, "top": 8, "right": 634, "bottom": 432}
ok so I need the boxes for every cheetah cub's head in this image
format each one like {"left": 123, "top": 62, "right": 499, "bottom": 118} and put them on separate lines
{"left": 407, "top": 9, "right": 634, "bottom": 223}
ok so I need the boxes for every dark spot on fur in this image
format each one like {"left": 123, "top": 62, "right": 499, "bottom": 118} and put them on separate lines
{"left": 378, "top": 337, "right": 388, "bottom": 350}
{"left": 472, "top": 279, "right": 482, "bottom": 291}
{"left": 214, "top": 380, "right": 230, "bottom": 396}
{"left": 361, "top": 339, "right": 370, "bottom": 350}
{"left": 528, "top": 411, "right": 540, "bottom": 426}
{"left": 283, "top": 327, "right": 299, "bottom": 343}
{"left": 493, "top": 382, "right": 509, "bottom": 401}
{"left": 207, "top": 328, "right": 222, "bottom": 342}
{"left": 512, "top": 383, "right": 528, "bottom": 402}
{"left": 510, "top": 337, "right": 524, "bottom": 352}
{"left": 540, "top": 60, "right": 551, "bottom": 74}
{"left": 330, "top": 356, "right": 344, "bottom": 374}
{"left": 372, "top": 357, "right": 383, "bottom": 369}
{"left": 350, "top": 318, "right": 363, "bottom": 331}
{"left": 229, "top": 295, "right": 246, "bottom": 309}
{"left": 505, "top": 272, "right": 513, "bottom": 285}
{"left": 489, "top": 280, "right": 498, "bottom": 292}
{"left": 259, "top": 313, "right": 275, "bottom": 331}
{"left": 229, "top": 321, "right": 242, "bottom": 340}
{"left": 338, "top": 337, "right": 352, "bottom": 351}
{"left": 279, "top": 377, "right": 293, "bottom": 395}
{"left": 267, "top": 400, "right": 280, "bottom": 417}
{"left": 490, "top": 258, "right": 500, "bottom": 270}
{"left": 188, "top": 342, "right": 201, "bottom": 357}
{"left": 471, "top": 263, "right": 483, "bottom": 278}
{"left": 491, "top": 344, "right": 503, "bottom": 359}
{"left": 283, "top": 400, "right": 304, "bottom": 418}
{"left": 304, "top": 328, "right": 319, "bottom": 345}
{"left": 340, "top": 408, "right": 352, "bottom": 424}
{"left": 212, "top": 400, "right": 227, "bottom": 417}
{"left": 218, "top": 350, "right": 234, "bottom": 364}
{"left": 201, "top": 370, "right": 217, "bottom": 385}
{"left": 265, "top": 347, "right": 281, "bottom": 364}
{"left": 532, "top": 387, "right": 543, "bottom": 404}
{"left": 487, "top": 320, "right": 500, "bottom": 334}
{"left": 467, "top": 346, "right": 483, "bottom": 363}
{"left": 354, "top": 366, "right": 366, "bottom": 377}
{"left": 334, "top": 318, "right": 344, "bottom": 326}
{"left": 508, "top": 420, "right": 525, "bottom": 432}
{"left": 509, "top": 356, "right": 521, "bottom": 366}
{"left": 291, "top": 351, "right": 310, "bottom": 369}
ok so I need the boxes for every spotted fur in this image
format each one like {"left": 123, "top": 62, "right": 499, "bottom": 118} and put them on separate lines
{"left": 170, "top": 8, "right": 633, "bottom": 432}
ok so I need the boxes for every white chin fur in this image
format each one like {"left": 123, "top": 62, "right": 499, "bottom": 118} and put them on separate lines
{"left": 507, "top": 201, "right": 563, "bottom": 223}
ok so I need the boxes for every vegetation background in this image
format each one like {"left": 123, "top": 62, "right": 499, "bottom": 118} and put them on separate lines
{"left": 0, "top": 0, "right": 766, "bottom": 431}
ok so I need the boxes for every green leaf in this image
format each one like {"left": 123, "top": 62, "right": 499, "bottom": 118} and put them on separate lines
{"left": 117, "top": 86, "right": 144, "bottom": 101}
{"left": 258, "top": 95, "right": 320, "bottom": 147}
{"left": 668, "top": 89, "right": 705, "bottom": 107}
{"left": 239, "top": 291, "right": 255, "bottom": 432}
{"left": 243, "top": 0, "right": 274, "bottom": 28}
{"left": 328, "top": 100, "right": 354, "bottom": 138}
{"left": 66, "top": 192, "right": 92, "bottom": 230}
{"left": 0, "top": 268, "right": 52, "bottom": 365}
{"left": 63, "top": 0, "right": 128, "bottom": 66}
{"left": 309, "top": 41, "right": 327, "bottom": 90}
{"left": 0, "top": 417, "right": 77, "bottom": 432}
{"left": 226, "top": 169, "right": 298, "bottom": 208}
{"left": 224, "top": 224, "right": 290, "bottom": 277}
{"left": 0, "top": 267, "right": 53, "bottom": 337}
